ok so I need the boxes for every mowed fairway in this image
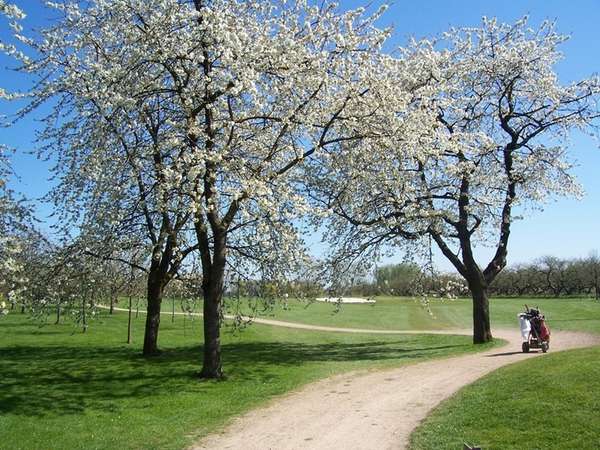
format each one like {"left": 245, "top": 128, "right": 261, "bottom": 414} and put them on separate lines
{"left": 0, "top": 310, "right": 494, "bottom": 450}
{"left": 230, "top": 296, "right": 600, "bottom": 334}
{"left": 2, "top": 297, "right": 598, "bottom": 449}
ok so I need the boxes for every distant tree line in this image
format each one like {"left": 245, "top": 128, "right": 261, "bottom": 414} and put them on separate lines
{"left": 357, "top": 255, "right": 600, "bottom": 299}
{"left": 368, "top": 263, "right": 469, "bottom": 298}
{"left": 490, "top": 255, "right": 600, "bottom": 299}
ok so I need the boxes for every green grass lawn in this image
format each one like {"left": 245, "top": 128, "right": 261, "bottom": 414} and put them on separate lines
{"left": 0, "top": 311, "right": 498, "bottom": 450}
{"left": 130, "top": 295, "right": 600, "bottom": 334}
{"left": 409, "top": 346, "right": 600, "bottom": 450}
{"left": 267, "top": 295, "right": 600, "bottom": 333}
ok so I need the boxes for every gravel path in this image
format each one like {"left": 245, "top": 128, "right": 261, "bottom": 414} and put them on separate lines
{"left": 191, "top": 328, "right": 599, "bottom": 450}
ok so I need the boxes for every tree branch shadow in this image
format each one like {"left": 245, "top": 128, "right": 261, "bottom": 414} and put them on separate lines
{"left": 0, "top": 338, "right": 469, "bottom": 417}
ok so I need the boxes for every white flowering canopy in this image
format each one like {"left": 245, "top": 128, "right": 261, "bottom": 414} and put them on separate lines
{"left": 0, "top": 2, "right": 30, "bottom": 303}
{"left": 310, "top": 18, "right": 600, "bottom": 283}
{"left": 0, "top": 0, "right": 393, "bottom": 285}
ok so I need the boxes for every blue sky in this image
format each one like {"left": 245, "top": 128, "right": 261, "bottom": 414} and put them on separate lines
{"left": 1, "top": 0, "right": 599, "bottom": 272}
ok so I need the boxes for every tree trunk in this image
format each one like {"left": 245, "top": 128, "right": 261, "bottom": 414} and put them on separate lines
{"left": 143, "top": 274, "right": 165, "bottom": 356}
{"left": 55, "top": 304, "right": 61, "bottom": 325}
{"left": 200, "top": 283, "right": 224, "bottom": 379}
{"left": 469, "top": 280, "right": 493, "bottom": 344}
{"left": 81, "top": 297, "right": 87, "bottom": 333}
{"left": 199, "top": 237, "right": 226, "bottom": 380}
{"left": 109, "top": 295, "right": 115, "bottom": 314}
{"left": 127, "top": 295, "right": 133, "bottom": 344}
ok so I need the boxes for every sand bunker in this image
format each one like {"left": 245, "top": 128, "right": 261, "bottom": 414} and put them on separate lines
{"left": 315, "top": 297, "right": 376, "bottom": 304}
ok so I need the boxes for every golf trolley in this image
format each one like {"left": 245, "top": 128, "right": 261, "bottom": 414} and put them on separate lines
{"left": 518, "top": 305, "right": 551, "bottom": 353}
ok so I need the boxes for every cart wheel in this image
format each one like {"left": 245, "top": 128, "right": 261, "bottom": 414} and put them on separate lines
{"left": 541, "top": 342, "right": 548, "bottom": 353}
{"left": 522, "top": 342, "right": 530, "bottom": 353}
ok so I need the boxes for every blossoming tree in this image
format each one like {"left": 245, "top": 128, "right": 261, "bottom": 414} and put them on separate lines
{"left": 5, "top": 0, "right": 391, "bottom": 377}
{"left": 311, "top": 18, "right": 600, "bottom": 343}
{"left": 0, "top": 1, "right": 31, "bottom": 313}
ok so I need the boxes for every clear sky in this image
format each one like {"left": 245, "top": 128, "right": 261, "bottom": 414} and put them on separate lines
{"left": 1, "top": 0, "right": 599, "bottom": 272}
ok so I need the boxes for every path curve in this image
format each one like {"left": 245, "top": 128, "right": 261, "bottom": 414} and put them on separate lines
{"left": 191, "top": 329, "right": 599, "bottom": 450}
{"left": 101, "top": 306, "right": 600, "bottom": 449}
{"left": 100, "top": 305, "right": 466, "bottom": 335}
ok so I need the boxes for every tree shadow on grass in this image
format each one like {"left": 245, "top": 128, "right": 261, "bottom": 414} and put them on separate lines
{"left": 223, "top": 340, "right": 464, "bottom": 365}
{"left": 0, "top": 339, "right": 468, "bottom": 418}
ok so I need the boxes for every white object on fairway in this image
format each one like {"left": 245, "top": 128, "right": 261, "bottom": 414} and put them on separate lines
{"left": 315, "top": 297, "right": 376, "bottom": 304}
{"left": 518, "top": 313, "right": 531, "bottom": 342}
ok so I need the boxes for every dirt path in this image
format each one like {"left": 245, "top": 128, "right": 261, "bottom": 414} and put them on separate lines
{"left": 191, "top": 329, "right": 599, "bottom": 450}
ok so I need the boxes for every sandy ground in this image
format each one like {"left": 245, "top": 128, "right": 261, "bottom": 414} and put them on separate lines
{"left": 315, "top": 297, "right": 376, "bottom": 304}
{"left": 191, "top": 328, "right": 600, "bottom": 450}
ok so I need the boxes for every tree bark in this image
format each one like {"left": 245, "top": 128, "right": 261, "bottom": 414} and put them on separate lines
{"left": 200, "top": 283, "right": 224, "bottom": 379}
{"left": 143, "top": 272, "right": 165, "bottom": 356}
{"left": 199, "top": 235, "right": 226, "bottom": 379}
{"left": 127, "top": 295, "right": 133, "bottom": 344}
{"left": 431, "top": 231, "right": 496, "bottom": 345}
{"left": 81, "top": 296, "right": 87, "bottom": 334}
{"left": 468, "top": 279, "right": 493, "bottom": 344}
